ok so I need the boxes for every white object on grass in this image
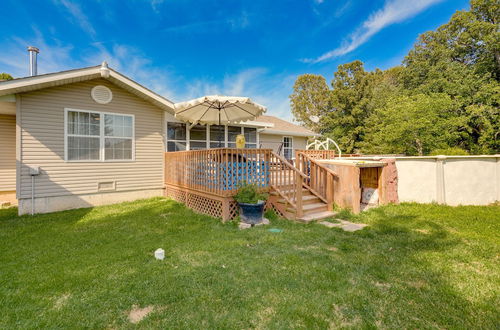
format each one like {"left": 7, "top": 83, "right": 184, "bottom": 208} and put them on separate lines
{"left": 154, "top": 248, "right": 165, "bottom": 260}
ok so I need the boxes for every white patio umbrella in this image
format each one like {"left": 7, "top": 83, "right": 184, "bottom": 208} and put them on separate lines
{"left": 173, "top": 95, "right": 266, "bottom": 126}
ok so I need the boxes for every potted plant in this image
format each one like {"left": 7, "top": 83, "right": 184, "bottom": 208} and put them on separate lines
{"left": 234, "top": 181, "right": 268, "bottom": 225}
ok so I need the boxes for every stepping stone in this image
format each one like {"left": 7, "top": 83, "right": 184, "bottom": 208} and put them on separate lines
{"left": 319, "top": 221, "right": 342, "bottom": 228}
{"left": 341, "top": 223, "right": 368, "bottom": 232}
{"left": 319, "top": 220, "right": 368, "bottom": 232}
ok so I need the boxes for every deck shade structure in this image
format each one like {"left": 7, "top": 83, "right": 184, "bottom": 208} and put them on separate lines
{"left": 173, "top": 95, "right": 266, "bottom": 126}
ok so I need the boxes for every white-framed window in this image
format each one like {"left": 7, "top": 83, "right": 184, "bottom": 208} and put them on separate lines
{"left": 65, "top": 108, "right": 134, "bottom": 162}
{"left": 283, "top": 136, "right": 293, "bottom": 159}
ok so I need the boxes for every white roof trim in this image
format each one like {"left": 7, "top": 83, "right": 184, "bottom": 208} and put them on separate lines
{"left": 0, "top": 62, "right": 175, "bottom": 111}
{"left": 238, "top": 120, "right": 274, "bottom": 128}
{"left": 261, "top": 129, "right": 321, "bottom": 137}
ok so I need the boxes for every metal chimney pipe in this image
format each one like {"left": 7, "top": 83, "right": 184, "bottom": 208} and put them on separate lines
{"left": 27, "top": 46, "right": 39, "bottom": 76}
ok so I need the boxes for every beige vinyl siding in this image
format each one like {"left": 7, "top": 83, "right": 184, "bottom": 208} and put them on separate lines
{"left": 260, "top": 134, "right": 307, "bottom": 155}
{"left": 0, "top": 114, "right": 16, "bottom": 192}
{"left": 18, "top": 78, "right": 165, "bottom": 199}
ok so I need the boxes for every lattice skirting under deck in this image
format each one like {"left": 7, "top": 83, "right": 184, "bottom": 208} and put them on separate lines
{"left": 165, "top": 185, "right": 240, "bottom": 221}
{"left": 165, "top": 185, "right": 275, "bottom": 221}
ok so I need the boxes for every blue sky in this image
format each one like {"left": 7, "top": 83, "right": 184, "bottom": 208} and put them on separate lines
{"left": 0, "top": 0, "right": 470, "bottom": 120}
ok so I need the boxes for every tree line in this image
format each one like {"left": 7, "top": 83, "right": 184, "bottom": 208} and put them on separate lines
{"left": 290, "top": 0, "right": 499, "bottom": 155}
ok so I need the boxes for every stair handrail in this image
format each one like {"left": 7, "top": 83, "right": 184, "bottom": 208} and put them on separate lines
{"left": 269, "top": 152, "right": 307, "bottom": 215}
{"left": 296, "top": 152, "right": 337, "bottom": 211}
{"left": 269, "top": 152, "right": 330, "bottom": 214}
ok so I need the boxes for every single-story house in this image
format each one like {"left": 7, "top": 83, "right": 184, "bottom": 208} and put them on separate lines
{"left": 0, "top": 62, "right": 319, "bottom": 215}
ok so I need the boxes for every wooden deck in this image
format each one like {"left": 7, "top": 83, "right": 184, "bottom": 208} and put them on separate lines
{"left": 164, "top": 148, "right": 338, "bottom": 222}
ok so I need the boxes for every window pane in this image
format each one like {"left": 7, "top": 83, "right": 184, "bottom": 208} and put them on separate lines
{"left": 244, "top": 127, "right": 257, "bottom": 143}
{"left": 123, "top": 126, "right": 133, "bottom": 137}
{"left": 245, "top": 143, "right": 256, "bottom": 149}
{"left": 68, "top": 111, "right": 78, "bottom": 123}
{"left": 284, "top": 149, "right": 293, "bottom": 159}
{"left": 228, "top": 142, "right": 236, "bottom": 148}
{"left": 78, "top": 112, "right": 89, "bottom": 135}
{"left": 68, "top": 136, "right": 100, "bottom": 161}
{"left": 68, "top": 123, "right": 76, "bottom": 134}
{"left": 105, "top": 114, "right": 132, "bottom": 137}
{"left": 210, "top": 125, "right": 224, "bottom": 141}
{"left": 167, "top": 122, "right": 186, "bottom": 140}
{"left": 167, "top": 141, "right": 186, "bottom": 151}
{"left": 228, "top": 126, "right": 241, "bottom": 142}
{"left": 190, "top": 141, "right": 206, "bottom": 150}
{"left": 90, "top": 113, "right": 100, "bottom": 125}
{"left": 210, "top": 141, "right": 224, "bottom": 149}
{"left": 189, "top": 124, "right": 206, "bottom": 141}
{"left": 105, "top": 138, "right": 133, "bottom": 160}
{"left": 124, "top": 116, "right": 133, "bottom": 127}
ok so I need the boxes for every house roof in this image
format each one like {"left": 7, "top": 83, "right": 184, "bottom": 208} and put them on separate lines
{"left": 0, "top": 62, "right": 175, "bottom": 112}
{"left": 254, "top": 115, "right": 321, "bottom": 137}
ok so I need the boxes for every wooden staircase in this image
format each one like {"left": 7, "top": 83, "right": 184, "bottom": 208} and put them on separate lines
{"left": 268, "top": 152, "right": 337, "bottom": 222}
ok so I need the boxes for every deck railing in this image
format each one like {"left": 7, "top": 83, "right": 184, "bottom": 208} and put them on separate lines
{"left": 164, "top": 148, "right": 272, "bottom": 197}
{"left": 296, "top": 152, "right": 337, "bottom": 211}
{"left": 295, "top": 149, "right": 336, "bottom": 160}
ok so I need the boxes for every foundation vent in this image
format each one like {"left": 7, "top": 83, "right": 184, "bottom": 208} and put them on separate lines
{"left": 91, "top": 85, "right": 113, "bottom": 104}
{"left": 98, "top": 181, "right": 116, "bottom": 191}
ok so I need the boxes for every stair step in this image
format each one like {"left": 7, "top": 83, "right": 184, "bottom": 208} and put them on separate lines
{"left": 285, "top": 202, "right": 327, "bottom": 214}
{"left": 270, "top": 188, "right": 310, "bottom": 197}
{"left": 277, "top": 195, "right": 320, "bottom": 205}
{"left": 299, "top": 211, "right": 338, "bottom": 223}
{"left": 302, "top": 203, "right": 328, "bottom": 212}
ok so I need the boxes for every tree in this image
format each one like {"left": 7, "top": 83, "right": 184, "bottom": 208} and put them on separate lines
{"left": 361, "top": 94, "right": 459, "bottom": 155}
{"left": 322, "top": 61, "right": 379, "bottom": 153}
{"left": 0, "top": 73, "right": 13, "bottom": 81}
{"left": 288, "top": 0, "right": 499, "bottom": 155}
{"left": 289, "top": 74, "right": 331, "bottom": 132}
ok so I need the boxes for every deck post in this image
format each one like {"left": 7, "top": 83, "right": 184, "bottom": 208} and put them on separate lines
{"left": 221, "top": 198, "right": 231, "bottom": 222}
{"left": 326, "top": 173, "right": 334, "bottom": 211}
{"left": 295, "top": 171, "right": 303, "bottom": 218}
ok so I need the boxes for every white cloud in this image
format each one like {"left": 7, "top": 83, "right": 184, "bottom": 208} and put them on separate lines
{"left": 306, "top": 0, "right": 442, "bottom": 63}
{"left": 53, "top": 0, "right": 96, "bottom": 38}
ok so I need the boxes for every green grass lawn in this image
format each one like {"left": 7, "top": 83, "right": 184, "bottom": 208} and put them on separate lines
{"left": 0, "top": 198, "right": 498, "bottom": 328}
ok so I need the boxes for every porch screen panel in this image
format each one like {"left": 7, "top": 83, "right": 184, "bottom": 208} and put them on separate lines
{"left": 210, "top": 125, "right": 225, "bottom": 148}
{"left": 190, "top": 124, "right": 206, "bottom": 150}
{"left": 244, "top": 127, "right": 257, "bottom": 148}
{"left": 167, "top": 122, "right": 186, "bottom": 151}
{"left": 227, "top": 126, "right": 240, "bottom": 148}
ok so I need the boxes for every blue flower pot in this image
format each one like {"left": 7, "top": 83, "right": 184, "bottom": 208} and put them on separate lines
{"left": 238, "top": 201, "right": 265, "bottom": 224}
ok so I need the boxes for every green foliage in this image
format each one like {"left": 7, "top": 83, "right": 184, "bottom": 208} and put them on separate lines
{"left": 289, "top": 74, "right": 331, "bottom": 132}
{"left": 361, "top": 94, "right": 459, "bottom": 155}
{"left": 0, "top": 73, "right": 13, "bottom": 80}
{"left": 290, "top": 0, "right": 500, "bottom": 155}
{"left": 430, "top": 147, "right": 470, "bottom": 155}
{"left": 234, "top": 181, "right": 268, "bottom": 204}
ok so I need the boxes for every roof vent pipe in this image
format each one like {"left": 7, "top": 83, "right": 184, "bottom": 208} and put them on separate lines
{"left": 27, "top": 46, "right": 39, "bottom": 76}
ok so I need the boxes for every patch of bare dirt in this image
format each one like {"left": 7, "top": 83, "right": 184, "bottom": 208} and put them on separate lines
{"left": 53, "top": 293, "right": 71, "bottom": 310}
{"left": 128, "top": 305, "right": 154, "bottom": 324}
